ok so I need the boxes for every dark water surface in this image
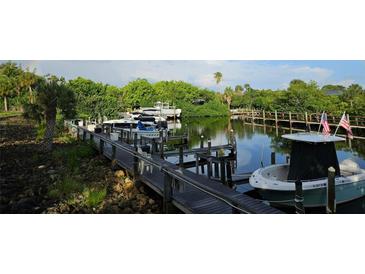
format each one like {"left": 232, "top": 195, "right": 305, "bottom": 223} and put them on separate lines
{"left": 168, "top": 117, "right": 365, "bottom": 213}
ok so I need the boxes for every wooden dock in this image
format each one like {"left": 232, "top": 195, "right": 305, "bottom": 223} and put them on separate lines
{"left": 231, "top": 109, "right": 365, "bottom": 139}
{"left": 70, "top": 124, "right": 282, "bottom": 214}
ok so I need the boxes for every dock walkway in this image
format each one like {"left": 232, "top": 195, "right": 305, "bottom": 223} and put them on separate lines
{"left": 71, "top": 125, "right": 282, "bottom": 214}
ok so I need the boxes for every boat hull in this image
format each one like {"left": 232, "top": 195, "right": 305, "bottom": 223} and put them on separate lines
{"left": 256, "top": 180, "right": 365, "bottom": 207}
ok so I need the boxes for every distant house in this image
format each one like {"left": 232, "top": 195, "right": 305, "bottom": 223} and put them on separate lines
{"left": 192, "top": 99, "right": 205, "bottom": 105}
{"left": 326, "top": 89, "right": 343, "bottom": 96}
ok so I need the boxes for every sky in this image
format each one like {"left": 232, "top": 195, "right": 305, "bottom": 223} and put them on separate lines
{"left": 2, "top": 60, "right": 364, "bottom": 91}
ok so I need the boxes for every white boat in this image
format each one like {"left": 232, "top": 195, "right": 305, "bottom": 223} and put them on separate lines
{"left": 249, "top": 133, "right": 365, "bottom": 207}
{"left": 141, "top": 102, "right": 182, "bottom": 119}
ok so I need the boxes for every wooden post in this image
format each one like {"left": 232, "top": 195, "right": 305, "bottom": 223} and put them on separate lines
{"left": 274, "top": 110, "right": 278, "bottom": 126}
{"left": 251, "top": 109, "right": 254, "bottom": 122}
{"left": 289, "top": 111, "right": 292, "bottom": 129}
{"left": 111, "top": 144, "right": 116, "bottom": 160}
{"left": 200, "top": 135, "right": 204, "bottom": 148}
{"left": 77, "top": 127, "right": 80, "bottom": 140}
{"left": 262, "top": 109, "right": 266, "bottom": 124}
{"left": 305, "top": 112, "right": 308, "bottom": 126}
{"left": 151, "top": 139, "right": 157, "bottom": 155}
{"left": 207, "top": 139, "right": 211, "bottom": 156}
{"left": 134, "top": 133, "right": 138, "bottom": 150}
{"left": 90, "top": 133, "right": 94, "bottom": 144}
{"left": 214, "top": 151, "right": 219, "bottom": 178}
{"left": 129, "top": 124, "right": 133, "bottom": 144}
{"left": 226, "top": 160, "right": 232, "bottom": 187}
{"left": 207, "top": 157, "right": 212, "bottom": 179}
{"left": 82, "top": 130, "right": 86, "bottom": 141}
{"left": 179, "top": 145, "right": 184, "bottom": 168}
{"left": 220, "top": 158, "right": 226, "bottom": 185}
{"left": 159, "top": 130, "right": 164, "bottom": 159}
{"left": 327, "top": 167, "right": 336, "bottom": 214}
{"left": 195, "top": 154, "right": 199, "bottom": 174}
{"left": 271, "top": 151, "right": 276, "bottom": 165}
{"left": 99, "top": 139, "right": 104, "bottom": 155}
{"left": 163, "top": 172, "right": 173, "bottom": 214}
{"left": 295, "top": 180, "right": 305, "bottom": 214}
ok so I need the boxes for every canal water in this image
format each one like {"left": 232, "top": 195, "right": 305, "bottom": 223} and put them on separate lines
{"left": 168, "top": 116, "right": 365, "bottom": 213}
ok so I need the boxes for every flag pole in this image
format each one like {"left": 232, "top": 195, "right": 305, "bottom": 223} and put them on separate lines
{"left": 334, "top": 111, "right": 345, "bottom": 136}
{"left": 318, "top": 111, "right": 324, "bottom": 133}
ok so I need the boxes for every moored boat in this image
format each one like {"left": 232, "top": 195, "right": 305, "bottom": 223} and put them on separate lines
{"left": 249, "top": 133, "right": 365, "bottom": 207}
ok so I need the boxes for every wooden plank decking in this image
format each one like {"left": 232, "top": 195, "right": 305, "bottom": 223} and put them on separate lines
{"left": 79, "top": 128, "right": 282, "bottom": 214}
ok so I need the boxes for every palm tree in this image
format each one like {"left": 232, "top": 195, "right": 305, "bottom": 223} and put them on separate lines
{"left": 28, "top": 75, "right": 76, "bottom": 151}
{"left": 0, "top": 75, "right": 14, "bottom": 112}
{"left": 223, "top": 86, "right": 234, "bottom": 109}
{"left": 19, "top": 68, "right": 38, "bottom": 104}
{"left": 213, "top": 72, "right": 223, "bottom": 92}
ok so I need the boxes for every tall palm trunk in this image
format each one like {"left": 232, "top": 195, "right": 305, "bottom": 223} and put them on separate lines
{"left": 29, "top": 86, "right": 34, "bottom": 104}
{"left": 4, "top": 96, "right": 8, "bottom": 112}
{"left": 43, "top": 104, "right": 57, "bottom": 151}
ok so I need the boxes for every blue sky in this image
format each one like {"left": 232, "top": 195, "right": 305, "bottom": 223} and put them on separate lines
{"left": 3, "top": 60, "right": 364, "bottom": 91}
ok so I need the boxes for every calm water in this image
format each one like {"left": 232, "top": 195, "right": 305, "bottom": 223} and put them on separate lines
{"left": 168, "top": 116, "right": 365, "bottom": 213}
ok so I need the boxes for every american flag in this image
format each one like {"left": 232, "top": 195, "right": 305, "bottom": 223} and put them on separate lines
{"left": 339, "top": 113, "right": 353, "bottom": 139}
{"left": 320, "top": 112, "right": 331, "bottom": 135}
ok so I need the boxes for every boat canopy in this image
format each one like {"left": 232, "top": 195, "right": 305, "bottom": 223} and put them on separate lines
{"left": 282, "top": 133, "right": 344, "bottom": 181}
{"left": 282, "top": 133, "right": 345, "bottom": 143}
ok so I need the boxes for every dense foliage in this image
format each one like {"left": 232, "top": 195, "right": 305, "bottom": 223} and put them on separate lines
{"left": 1, "top": 62, "right": 364, "bottom": 120}
{"left": 231, "top": 80, "right": 365, "bottom": 115}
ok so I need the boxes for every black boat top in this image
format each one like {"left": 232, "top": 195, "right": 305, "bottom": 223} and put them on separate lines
{"left": 282, "top": 133, "right": 345, "bottom": 180}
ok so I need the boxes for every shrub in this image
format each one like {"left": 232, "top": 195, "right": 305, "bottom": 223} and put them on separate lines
{"left": 83, "top": 187, "right": 107, "bottom": 208}
{"left": 48, "top": 177, "right": 84, "bottom": 199}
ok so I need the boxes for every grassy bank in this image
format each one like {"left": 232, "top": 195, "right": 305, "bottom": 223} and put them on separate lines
{"left": 0, "top": 116, "right": 162, "bottom": 213}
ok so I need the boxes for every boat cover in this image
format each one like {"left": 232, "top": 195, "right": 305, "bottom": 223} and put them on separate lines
{"left": 287, "top": 141, "right": 341, "bottom": 180}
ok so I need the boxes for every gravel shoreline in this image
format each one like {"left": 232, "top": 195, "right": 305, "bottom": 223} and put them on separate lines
{"left": 0, "top": 116, "right": 162, "bottom": 214}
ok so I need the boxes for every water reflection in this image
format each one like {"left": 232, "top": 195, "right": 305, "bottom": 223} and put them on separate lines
{"left": 172, "top": 117, "right": 365, "bottom": 213}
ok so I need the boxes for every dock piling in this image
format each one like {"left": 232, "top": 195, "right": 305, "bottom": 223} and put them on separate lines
{"left": 220, "top": 158, "right": 226, "bottom": 185}
{"left": 179, "top": 145, "right": 184, "bottom": 168}
{"left": 294, "top": 180, "right": 305, "bottom": 214}
{"left": 163, "top": 172, "right": 173, "bottom": 213}
{"left": 271, "top": 151, "right": 276, "bottom": 165}
{"left": 327, "top": 167, "right": 336, "bottom": 214}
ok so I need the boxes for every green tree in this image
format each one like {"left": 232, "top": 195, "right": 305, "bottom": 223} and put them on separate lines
{"left": 234, "top": 85, "right": 243, "bottom": 94}
{"left": 223, "top": 86, "right": 234, "bottom": 109}
{"left": 27, "top": 75, "right": 76, "bottom": 151}
{"left": 0, "top": 62, "right": 23, "bottom": 111}
{"left": 214, "top": 72, "right": 223, "bottom": 92}
{"left": 0, "top": 75, "right": 14, "bottom": 111}
{"left": 19, "top": 68, "right": 39, "bottom": 104}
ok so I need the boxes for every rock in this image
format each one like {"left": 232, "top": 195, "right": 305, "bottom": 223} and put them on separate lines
{"left": 12, "top": 197, "right": 37, "bottom": 212}
{"left": 38, "top": 165, "right": 46, "bottom": 169}
{"left": 123, "top": 178, "right": 134, "bottom": 191}
{"left": 114, "top": 170, "right": 125, "bottom": 178}
{"left": 113, "top": 183, "right": 123, "bottom": 193}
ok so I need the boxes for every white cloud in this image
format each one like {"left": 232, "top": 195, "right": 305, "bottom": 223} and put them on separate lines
{"left": 335, "top": 79, "right": 355, "bottom": 87}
